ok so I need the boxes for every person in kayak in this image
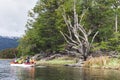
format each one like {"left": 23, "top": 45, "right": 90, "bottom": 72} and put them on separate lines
{"left": 26, "top": 56, "right": 30, "bottom": 63}
{"left": 30, "top": 58, "right": 36, "bottom": 64}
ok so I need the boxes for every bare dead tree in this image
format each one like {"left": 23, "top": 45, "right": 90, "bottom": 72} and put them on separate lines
{"left": 60, "top": 0, "right": 98, "bottom": 60}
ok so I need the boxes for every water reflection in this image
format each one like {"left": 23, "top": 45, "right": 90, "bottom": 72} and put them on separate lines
{"left": 35, "top": 66, "right": 120, "bottom": 80}
{"left": 1, "top": 60, "right": 120, "bottom": 80}
{"left": 81, "top": 68, "right": 120, "bottom": 80}
{"left": 10, "top": 67, "right": 35, "bottom": 80}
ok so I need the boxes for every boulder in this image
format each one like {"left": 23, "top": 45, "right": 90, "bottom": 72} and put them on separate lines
{"left": 32, "top": 54, "right": 44, "bottom": 60}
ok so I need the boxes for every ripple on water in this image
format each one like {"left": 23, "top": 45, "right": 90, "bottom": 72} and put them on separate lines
{"left": 0, "top": 60, "right": 18, "bottom": 80}
{"left": 1, "top": 60, "right": 120, "bottom": 80}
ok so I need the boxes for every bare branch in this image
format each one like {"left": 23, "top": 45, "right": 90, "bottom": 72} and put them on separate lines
{"left": 61, "top": 0, "right": 98, "bottom": 60}
{"left": 90, "top": 31, "right": 99, "bottom": 48}
{"left": 60, "top": 31, "right": 70, "bottom": 44}
{"left": 60, "top": 31, "right": 78, "bottom": 46}
{"left": 62, "top": 13, "right": 72, "bottom": 38}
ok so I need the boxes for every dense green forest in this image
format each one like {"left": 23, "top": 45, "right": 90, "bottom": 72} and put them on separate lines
{"left": 18, "top": 0, "right": 120, "bottom": 60}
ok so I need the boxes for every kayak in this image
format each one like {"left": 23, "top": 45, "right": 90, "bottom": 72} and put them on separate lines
{"left": 10, "top": 63, "right": 35, "bottom": 67}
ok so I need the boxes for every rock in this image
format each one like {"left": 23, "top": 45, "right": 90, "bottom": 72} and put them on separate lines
{"left": 32, "top": 54, "right": 44, "bottom": 60}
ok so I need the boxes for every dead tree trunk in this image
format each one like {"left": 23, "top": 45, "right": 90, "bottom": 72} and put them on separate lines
{"left": 115, "top": 14, "right": 118, "bottom": 32}
{"left": 60, "top": 0, "right": 98, "bottom": 61}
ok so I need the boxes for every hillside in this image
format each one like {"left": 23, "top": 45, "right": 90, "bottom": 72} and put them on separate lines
{"left": 0, "top": 36, "right": 19, "bottom": 50}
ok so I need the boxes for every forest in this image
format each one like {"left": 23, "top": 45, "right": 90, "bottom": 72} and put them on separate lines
{"left": 17, "top": 0, "right": 120, "bottom": 62}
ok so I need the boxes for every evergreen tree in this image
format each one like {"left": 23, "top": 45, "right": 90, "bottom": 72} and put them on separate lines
{"left": 18, "top": 0, "right": 66, "bottom": 55}
{"left": 18, "top": 0, "right": 120, "bottom": 56}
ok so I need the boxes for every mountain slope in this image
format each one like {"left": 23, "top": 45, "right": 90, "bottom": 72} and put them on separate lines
{"left": 0, "top": 36, "right": 19, "bottom": 50}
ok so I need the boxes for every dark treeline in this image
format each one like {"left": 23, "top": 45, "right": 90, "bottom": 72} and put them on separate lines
{"left": 18, "top": 0, "right": 120, "bottom": 60}
{"left": 0, "top": 48, "right": 18, "bottom": 59}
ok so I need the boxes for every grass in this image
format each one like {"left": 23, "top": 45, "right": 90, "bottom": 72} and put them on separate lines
{"left": 104, "top": 58, "right": 120, "bottom": 69}
{"left": 36, "top": 55, "right": 120, "bottom": 69}
{"left": 36, "top": 56, "right": 76, "bottom": 66}
{"left": 84, "top": 56, "right": 120, "bottom": 69}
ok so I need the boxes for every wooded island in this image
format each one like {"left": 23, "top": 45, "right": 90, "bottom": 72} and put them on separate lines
{"left": 1, "top": 0, "right": 120, "bottom": 69}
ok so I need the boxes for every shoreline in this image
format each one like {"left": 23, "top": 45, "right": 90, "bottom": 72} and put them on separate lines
{"left": 36, "top": 56, "right": 120, "bottom": 70}
{"left": 2, "top": 55, "right": 120, "bottom": 70}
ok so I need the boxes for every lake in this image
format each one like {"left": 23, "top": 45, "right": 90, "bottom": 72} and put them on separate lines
{"left": 0, "top": 60, "right": 120, "bottom": 80}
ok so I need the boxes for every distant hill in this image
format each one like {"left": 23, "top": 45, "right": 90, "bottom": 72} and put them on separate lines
{"left": 0, "top": 36, "right": 19, "bottom": 50}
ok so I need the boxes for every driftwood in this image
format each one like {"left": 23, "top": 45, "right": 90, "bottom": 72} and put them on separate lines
{"left": 41, "top": 54, "right": 63, "bottom": 61}
{"left": 64, "top": 59, "right": 84, "bottom": 67}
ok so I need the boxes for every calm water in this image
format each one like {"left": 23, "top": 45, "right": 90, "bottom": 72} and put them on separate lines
{"left": 0, "top": 60, "right": 120, "bottom": 80}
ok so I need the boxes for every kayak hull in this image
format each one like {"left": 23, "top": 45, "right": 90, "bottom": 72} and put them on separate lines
{"left": 10, "top": 63, "right": 35, "bottom": 67}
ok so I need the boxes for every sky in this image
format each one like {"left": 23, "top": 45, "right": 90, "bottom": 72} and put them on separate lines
{"left": 0, "top": 0, "right": 37, "bottom": 37}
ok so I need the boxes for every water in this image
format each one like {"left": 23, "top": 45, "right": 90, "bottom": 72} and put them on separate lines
{"left": 1, "top": 60, "right": 120, "bottom": 80}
